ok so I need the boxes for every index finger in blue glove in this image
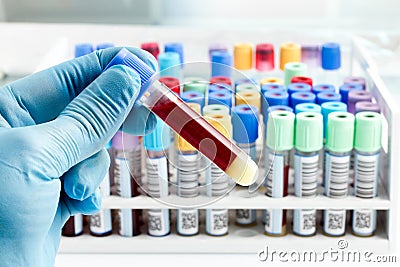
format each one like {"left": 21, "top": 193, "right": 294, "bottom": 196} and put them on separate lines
{"left": 1, "top": 47, "right": 157, "bottom": 126}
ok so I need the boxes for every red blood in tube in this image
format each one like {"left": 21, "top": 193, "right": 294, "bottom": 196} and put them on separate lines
{"left": 150, "top": 94, "right": 240, "bottom": 171}
{"left": 210, "top": 76, "right": 232, "bottom": 86}
{"left": 291, "top": 76, "right": 313, "bottom": 87}
{"left": 256, "top": 43, "right": 274, "bottom": 71}
{"left": 141, "top": 42, "right": 160, "bottom": 59}
{"left": 159, "top": 77, "right": 181, "bottom": 95}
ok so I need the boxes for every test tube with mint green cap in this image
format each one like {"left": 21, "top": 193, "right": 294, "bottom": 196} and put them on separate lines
{"left": 352, "top": 111, "right": 382, "bottom": 237}
{"left": 323, "top": 111, "right": 354, "bottom": 237}
{"left": 264, "top": 110, "right": 295, "bottom": 236}
{"left": 293, "top": 112, "right": 323, "bottom": 236}
{"left": 284, "top": 62, "right": 308, "bottom": 86}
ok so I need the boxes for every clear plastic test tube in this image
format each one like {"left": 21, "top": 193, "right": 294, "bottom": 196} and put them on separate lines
{"left": 175, "top": 103, "right": 201, "bottom": 236}
{"left": 293, "top": 112, "right": 323, "bottom": 236}
{"left": 323, "top": 112, "right": 355, "bottom": 237}
{"left": 264, "top": 110, "right": 295, "bottom": 236}
{"left": 106, "top": 49, "right": 258, "bottom": 186}
{"left": 352, "top": 112, "right": 382, "bottom": 237}
{"left": 143, "top": 117, "right": 171, "bottom": 237}
{"left": 232, "top": 105, "right": 259, "bottom": 226}
{"left": 205, "top": 113, "right": 232, "bottom": 236}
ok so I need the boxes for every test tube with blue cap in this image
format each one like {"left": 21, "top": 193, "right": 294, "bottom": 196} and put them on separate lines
{"left": 180, "top": 91, "right": 205, "bottom": 110}
{"left": 316, "top": 92, "right": 342, "bottom": 105}
{"left": 339, "top": 84, "right": 363, "bottom": 104}
{"left": 231, "top": 105, "right": 259, "bottom": 226}
{"left": 74, "top": 43, "right": 93, "bottom": 58}
{"left": 290, "top": 92, "right": 316, "bottom": 109}
{"left": 164, "top": 42, "right": 184, "bottom": 66}
{"left": 143, "top": 117, "right": 171, "bottom": 237}
{"left": 211, "top": 51, "right": 232, "bottom": 78}
{"left": 208, "top": 90, "right": 233, "bottom": 108}
{"left": 96, "top": 43, "right": 115, "bottom": 50}
{"left": 105, "top": 49, "right": 258, "bottom": 188}
{"left": 312, "top": 84, "right": 336, "bottom": 95}
{"left": 318, "top": 43, "right": 343, "bottom": 88}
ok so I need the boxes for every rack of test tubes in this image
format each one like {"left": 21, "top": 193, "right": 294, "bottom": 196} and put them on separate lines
{"left": 0, "top": 24, "right": 397, "bottom": 256}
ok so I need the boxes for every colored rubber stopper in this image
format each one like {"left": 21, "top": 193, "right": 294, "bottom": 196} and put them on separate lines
{"left": 321, "top": 43, "right": 341, "bottom": 70}
{"left": 211, "top": 51, "right": 232, "bottom": 77}
{"left": 210, "top": 76, "right": 232, "bottom": 86}
{"left": 354, "top": 112, "right": 382, "bottom": 153}
{"left": 339, "top": 84, "right": 364, "bottom": 104}
{"left": 295, "top": 112, "right": 323, "bottom": 152}
{"left": 325, "top": 112, "right": 355, "bottom": 153}
{"left": 355, "top": 102, "right": 380, "bottom": 113}
{"left": 343, "top": 76, "right": 366, "bottom": 90}
{"left": 159, "top": 77, "right": 180, "bottom": 95}
{"left": 321, "top": 101, "right": 347, "bottom": 137}
{"left": 209, "top": 90, "right": 233, "bottom": 108}
{"left": 348, "top": 90, "right": 372, "bottom": 114}
{"left": 280, "top": 42, "right": 301, "bottom": 71}
{"left": 295, "top": 103, "right": 321, "bottom": 114}
{"left": 291, "top": 76, "right": 313, "bottom": 87}
{"left": 291, "top": 92, "right": 316, "bottom": 108}
{"left": 141, "top": 42, "right": 159, "bottom": 59}
{"left": 256, "top": 43, "right": 274, "bottom": 71}
{"left": 232, "top": 105, "right": 259, "bottom": 144}
{"left": 267, "top": 110, "right": 295, "bottom": 151}
{"left": 234, "top": 43, "right": 253, "bottom": 70}
{"left": 284, "top": 62, "right": 308, "bottom": 86}
{"left": 312, "top": 84, "right": 336, "bottom": 95}
{"left": 316, "top": 92, "right": 341, "bottom": 105}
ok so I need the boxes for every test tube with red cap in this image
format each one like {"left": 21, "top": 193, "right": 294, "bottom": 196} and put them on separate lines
{"left": 141, "top": 42, "right": 160, "bottom": 59}
{"left": 105, "top": 49, "right": 258, "bottom": 187}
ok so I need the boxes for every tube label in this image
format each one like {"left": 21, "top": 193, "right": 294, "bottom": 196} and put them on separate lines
{"left": 266, "top": 152, "right": 285, "bottom": 197}
{"left": 352, "top": 209, "right": 376, "bottom": 236}
{"left": 99, "top": 172, "right": 111, "bottom": 197}
{"left": 264, "top": 209, "right": 285, "bottom": 235}
{"left": 354, "top": 153, "right": 379, "bottom": 198}
{"left": 324, "top": 153, "right": 350, "bottom": 198}
{"left": 177, "top": 153, "right": 199, "bottom": 197}
{"left": 118, "top": 209, "right": 133, "bottom": 237}
{"left": 115, "top": 158, "right": 133, "bottom": 198}
{"left": 324, "top": 209, "right": 346, "bottom": 236}
{"left": 73, "top": 214, "right": 83, "bottom": 235}
{"left": 146, "top": 157, "right": 169, "bottom": 198}
{"left": 294, "top": 154, "right": 319, "bottom": 197}
{"left": 206, "top": 161, "right": 229, "bottom": 197}
{"left": 90, "top": 209, "right": 112, "bottom": 235}
{"left": 206, "top": 209, "right": 229, "bottom": 236}
{"left": 177, "top": 209, "right": 198, "bottom": 236}
{"left": 148, "top": 209, "right": 170, "bottom": 236}
{"left": 293, "top": 209, "right": 316, "bottom": 236}
{"left": 235, "top": 209, "right": 257, "bottom": 225}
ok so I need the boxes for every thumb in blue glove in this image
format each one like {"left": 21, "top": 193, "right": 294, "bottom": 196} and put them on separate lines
{"left": 0, "top": 47, "right": 157, "bottom": 267}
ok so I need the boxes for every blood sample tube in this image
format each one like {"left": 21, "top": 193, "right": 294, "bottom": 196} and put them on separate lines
{"left": 236, "top": 83, "right": 260, "bottom": 93}
{"left": 113, "top": 131, "right": 142, "bottom": 237}
{"left": 234, "top": 43, "right": 253, "bottom": 71}
{"left": 287, "top": 83, "right": 311, "bottom": 107}
{"left": 293, "top": 112, "right": 323, "bottom": 236}
{"left": 284, "top": 62, "right": 308, "bottom": 86}
{"left": 203, "top": 104, "right": 230, "bottom": 117}
{"left": 208, "top": 84, "right": 232, "bottom": 94}
{"left": 183, "top": 82, "right": 207, "bottom": 95}
{"left": 96, "top": 43, "right": 115, "bottom": 50}
{"left": 105, "top": 49, "right": 258, "bottom": 186}
{"left": 280, "top": 42, "right": 301, "bottom": 71}
{"left": 316, "top": 92, "right": 342, "bottom": 105}
{"left": 291, "top": 92, "right": 316, "bottom": 109}
{"left": 164, "top": 42, "right": 184, "bottom": 65}
{"left": 261, "top": 84, "right": 286, "bottom": 95}
{"left": 355, "top": 102, "right": 380, "bottom": 113}
{"left": 159, "top": 77, "right": 180, "bottom": 95}
{"left": 312, "top": 84, "right": 336, "bottom": 95}
{"left": 232, "top": 105, "right": 259, "bottom": 226}
{"left": 209, "top": 43, "right": 228, "bottom": 59}
{"left": 208, "top": 90, "right": 233, "bottom": 108}
{"left": 89, "top": 140, "right": 112, "bottom": 237}
{"left": 291, "top": 76, "right": 313, "bottom": 87}
{"left": 295, "top": 103, "right": 321, "bottom": 114}
{"left": 74, "top": 43, "right": 93, "bottom": 58}
{"left": 141, "top": 42, "right": 160, "bottom": 59}
{"left": 323, "top": 112, "right": 355, "bottom": 237}
{"left": 175, "top": 103, "right": 201, "bottom": 236}
{"left": 235, "top": 78, "right": 258, "bottom": 89}
{"left": 343, "top": 76, "right": 366, "bottom": 90}
{"left": 144, "top": 117, "right": 171, "bottom": 237}
{"left": 264, "top": 110, "right": 294, "bottom": 236}
{"left": 236, "top": 91, "right": 261, "bottom": 110}
{"left": 321, "top": 102, "right": 347, "bottom": 138}
{"left": 263, "top": 90, "right": 289, "bottom": 111}
{"left": 260, "top": 77, "right": 284, "bottom": 85}
{"left": 348, "top": 90, "right": 372, "bottom": 114}
{"left": 339, "top": 84, "right": 363, "bottom": 104}
{"left": 318, "top": 43, "right": 342, "bottom": 88}
{"left": 158, "top": 52, "right": 181, "bottom": 79}
{"left": 352, "top": 112, "right": 382, "bottom": 237}
{"left": 210, "top": 76, "right": 232, "bottom": 87}
{"left": 256, "top": 43, "right": 274, "bottom": 72}
{"left": 211, "top": 52, "right": 233, "bottom": 78}
{"left": 180, "top": 91, "right": 205, "bottom": 109}
{"left": 205, "top": 114, "right": 232, "bottom": 236}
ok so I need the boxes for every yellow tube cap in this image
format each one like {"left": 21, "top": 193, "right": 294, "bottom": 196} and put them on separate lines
{"left": 260, "top": 77, "right": 284, "bottom": 85}
{"left": 236, "top": 91, "right": 261, "bottom": 110}
{"left": 280, "top": 42, "right": 301, "bottom": 70}
{"left": 234, "top": 43, "right": 253, "bottom": 70}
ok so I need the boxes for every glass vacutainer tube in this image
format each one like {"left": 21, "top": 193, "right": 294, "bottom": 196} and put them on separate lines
{"left": 106, "top": 48, "right": 258, "bottom": 186}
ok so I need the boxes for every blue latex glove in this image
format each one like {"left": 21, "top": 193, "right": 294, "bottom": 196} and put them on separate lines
{"left": 0, "top": 47, "right": 157, "bottom": 266}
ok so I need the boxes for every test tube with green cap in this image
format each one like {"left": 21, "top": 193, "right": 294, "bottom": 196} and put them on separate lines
{"left": 264, "top": 110, "right": 295, "bottom": 236}
{"left": 352, "top": 112, "right": 382, "bottom": 237}
{"left": 323, "top": 111, "right": 355, "bottom": 237}
{"left": 284, "top": 62, "right": 308, "bottom": 86}
{"left": 293, "top": 112, "right": 323, "bottom": 236}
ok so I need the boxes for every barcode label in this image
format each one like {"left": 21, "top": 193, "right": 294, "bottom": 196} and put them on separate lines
{"left": 264, "top": 209, "right": 285, "bottom": 235}
{"left": 177, "top": 153, "right": 199, "bottom": 197}
{"left": 325, "top": 153, "right": 350, "bottom": 198}
{"left": 73, "top": 214, "right": 83, "bottom": 235}
{"left": 205, "top": 162, "right": 229, "bottom": 197}
{"left": 294, "top": 154, "right": 319, "bottom": 197}
{"left": 132, "top": 147, "right": 142, "bottom": 183}
{"left": 146, "top": 157, "right": 169, "bottom": 198}
{"left": 90, "top": 209, "right": 112, "bottom": 235}
{"left": 115, "top": 158, "right": 133, "bottom": 198}
{"left": 324, "top": 209, "right": 346, "bottom": 236}
{"left": 206, "top": 209, "right": 228, "bottom": 236}
{"left": 293, "top": 209, "right": 316, "bottom": 236}
{"left": 354, "top": 153, "right": 379, "bottom": 198}
{"left": 352, "top": 209, "right": 376, "bottom": 236}
{"left": 266, "top": 151, "right": 285, "bottom": 198}
{"left": 118, "top": 209, "right": 133, "bottom": 237}
{"left": 177, "top": 209, "right": 198, "bottom": 236}
{"left": 99, "top": 172, "right": 111, "bottom": 198}
{"left": 148, "top": 209, "right": 170, "bottom": 236}
{"left": 235, "top": 209, "right": 257, "bottom": 225}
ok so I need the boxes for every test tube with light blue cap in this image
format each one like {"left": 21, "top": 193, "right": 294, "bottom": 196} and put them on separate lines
{"left": 295, "top": 103, "right": 322, "bottom": 114}
{"left": 144, "top": 117, "right": 171, "bottom": 237}
{"left": 164, "top": 42, "right": 184, "bottom": 65}
{"left": 232, "top": 105, "right": 259, "bottom": 226}
{"left": 158, "top": 52, "right": 181, "bottom": 79}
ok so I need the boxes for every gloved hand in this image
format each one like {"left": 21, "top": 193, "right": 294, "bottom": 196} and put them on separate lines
{"left": 0, "top": 47, "right": 157, "bottom": 267}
